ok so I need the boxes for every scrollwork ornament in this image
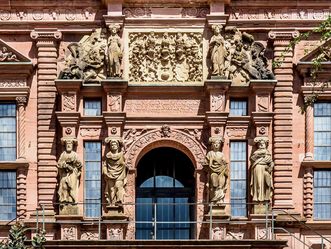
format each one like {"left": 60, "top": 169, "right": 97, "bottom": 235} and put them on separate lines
{"left": 16, "top": 96, "right": 27, "bottom": 106}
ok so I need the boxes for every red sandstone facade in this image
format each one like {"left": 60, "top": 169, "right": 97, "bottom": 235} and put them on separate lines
{"left": 0, "top": 0, "right": 330, "bottom": 248}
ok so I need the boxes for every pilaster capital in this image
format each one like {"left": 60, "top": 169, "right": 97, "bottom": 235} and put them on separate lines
{"left": 16, "top": 96, "right": 27, "bottom": 106}
{"left": 268, "top": 30, "right": 300, "bottom": 42}
{"left": 30, "top": 28, "right": 62, "bottom": 41}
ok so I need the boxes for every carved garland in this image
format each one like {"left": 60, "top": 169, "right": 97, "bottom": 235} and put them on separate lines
{"left": 125, "top": 129, "right": 206, "bottom": 170}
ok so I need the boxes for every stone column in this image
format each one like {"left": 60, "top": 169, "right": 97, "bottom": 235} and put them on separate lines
{"left": 31, "top": 29, "right": 62, "bottom": 216}
{"left": 17, "top": 166, "right": 28, "bottom": 219}
{"left": 16, "top": 96, "right": 27, "bottom": 160}
{"left": 268, "top": 30, "right": 299, "bottom": 210}
{"left": 303, "top": 166, "right": 313, "bottom": 219}
{"left": 304, "top": 105, "right": 314, "bottom": 160}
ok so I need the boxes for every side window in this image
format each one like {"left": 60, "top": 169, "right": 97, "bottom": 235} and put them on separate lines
{"left": 0, "top": 171, "right": 16, "bottom": 220}
{"left": 313, "top": 170, "right": 331, "bottom": 220}
{"left": 230, "top": 141, "right": 247, "bottom": 217}
{"left": 314, "top": 102, "right": 331, "bottom": 160}
{"left": 0, "top": 103, "right": 16, "bottom": 161}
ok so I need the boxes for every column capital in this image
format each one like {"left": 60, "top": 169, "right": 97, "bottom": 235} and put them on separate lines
{"left": 30, "top": 28, "right": 62, "bottom": 41}
{"left": 16, "top": 96, "right": 27, "bottom": 106}
{"left": 268, "top": 30, "right": 300, "bottom": 41}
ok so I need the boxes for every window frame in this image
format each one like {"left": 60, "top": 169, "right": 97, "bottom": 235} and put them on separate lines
{"left": 0, "top": 102, "right": 17, "bottom": 161}
{"left": 0, "top": 170, "right": 17, "bottom": 221}
{"left": 229, "top": 98, "right": 249, "bottom": 116}
{"left": 83, "top": 98, "right": 102, "bottom": 117}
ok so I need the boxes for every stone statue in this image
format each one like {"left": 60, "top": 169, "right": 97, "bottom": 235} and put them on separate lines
{"left": 59, "top": 28, "right": 107, "bottom": 82}
{"left": 205, "top": 136, "right": 229, "bottom": 204}
{"left": 209, "top": 25, "right": 226, "bottom": 77}
{"left": 250, "top": 137, "right": 274, "bottom": 203}
{"left": 103, "top": 137, "right": 127, "bottom": 206}
{"left": 107, "top": 25, "right": 123, "bottom": 78}
{"left": 57, "top": 138, "right": 82, "bottom": 204}
{"left": 0, "top": 47, "right": 19, "bottom": 62}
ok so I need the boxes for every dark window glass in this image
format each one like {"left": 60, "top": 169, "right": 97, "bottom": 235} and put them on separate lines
{"left": 84, "top": 99, "right": 102, "bottom": 116}
{"left": 0, "top": 171, "right": 16, "bottom": 220}
{"left": 314, "top": 103, "right": 331, "bottom": 160}
{"left": 0, "top": 103, "right": 16, "bottom": 161}
{"left": 314, "top": 170, "right": 331, "bottom": 220}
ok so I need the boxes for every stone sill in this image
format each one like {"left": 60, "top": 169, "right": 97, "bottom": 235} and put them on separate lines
{"left": 0, "top": 160, "right": 29, "bottom": 169}
{"left": 301, "top": 160, "right": 331, "bottom": 169}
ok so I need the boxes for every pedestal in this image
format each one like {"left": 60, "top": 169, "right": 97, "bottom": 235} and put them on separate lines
{"left": 56, "top": 215, "right": 83, "bottom": 240}
{"left": 250, "top": 214, "right": 273, "bottom": 240}
{"left": 205, "top": 204, "right": 230, "bottom": 240}
{"left": 103, "top": 206, "right": 128, "bottom": 240}
{"left": 253, "top": 202, "right": 271, "bottom": 215}
{"left": 59, "top": 204, "right": 79, "bottom": 215}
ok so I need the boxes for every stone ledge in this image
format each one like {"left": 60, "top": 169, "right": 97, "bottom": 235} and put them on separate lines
{"left": 41, "top": 239, "right": 287, "bottom": 248}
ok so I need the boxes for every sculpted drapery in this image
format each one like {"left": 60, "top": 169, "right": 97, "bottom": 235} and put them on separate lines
{"left": 250, "top": 137, "right": 274, "bottom": 202}
{"left": 103, "top": 137, "right": 127, "bottom": 206}
{"left": 209, "top": 25, "right": 226, "bottom": 77}
{"left": 57, "top": 138, "right": 82, "bottom": 204}
{"left": 205, "top": 136, "right": 229, "bottom": 204}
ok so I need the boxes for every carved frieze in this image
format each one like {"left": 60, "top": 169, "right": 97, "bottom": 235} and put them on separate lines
{"left": 226, "top": 127, "right": 248, "bottom": 138}
{"left": 0, "top": 8, "right": 100, "bottom": 22}
{"left": 80, "top": 232, "right": 98, "bottom": 240}
{"left": 62, "top": 226, "right": 76, "bottom": 240}
{"left": 0, "top": 46, "right": 19, "bottom": 62}
{"left": 123, "top": 8, "right": 151, "bottom": 18}
{"left": 0, "top": 80, "right": 26, "bottom": 87}
{"left": 123, "top": 7, "right": 209, "bottom": 18}
{"left": 62, "top": 93, "right": 75, "bottom": 111}
{"left": 129, "top": 32, "right": 203, "bottom": 83}
{"left": 228, "top": 8, "right": 330, "bottom": 20}
{"left": 124, "top": 98, "right": 204, "bottom": 115}
{"left": 80, "top": 128, "right": 105, "bottom": 138}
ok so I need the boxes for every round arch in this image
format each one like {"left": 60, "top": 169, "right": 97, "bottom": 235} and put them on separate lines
{"left": 125, "top": 128, "right": 206, "bottom": 170}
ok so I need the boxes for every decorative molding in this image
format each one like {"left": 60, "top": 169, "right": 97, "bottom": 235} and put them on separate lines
{"left": 80, "top": 128, "right": 104, "bottom": 138}
{"left": 181, "top": 7, "right": 210, "bottom": 18}
{"left": 109, "top": 94, "right": 121, "bottom": 112}
{"left": 125, "top": 128, "right": 206, "bottom": 169}
{"left": 268, "top": 30, "right": 300, "bottom": 40}
{"left": 228, "top": 8, "right": 330, "bottom": 21}
{"left": 80, "top": 232, "right": 98, "bottom": 240}
{"left": 62, "top": 93, "right": 76, "bottom": 112}
{"left": 303, "top": 167, "right": 313, "bottom": 219}
{"left": 211, "top": 94, "right": 224, "bottom": 112}
{"left": 0, "top": 80, "right": 26, "bottom": 87}
{"left": 62, "top": 226, "right": 76, "bottom": 240}
{"left": 226, "top": 127, "right": 247, "bottom": 138}
{"left": 123, "top": 8, "right": 151, "bottom": 18}
{"left": 30, "top": 29, "right": 62, "bottom": 40}
{"left": 0, "top": 8, "right": 100, "bottom": 22}
{"left": 122, "top": 7, "right": 209, "bottom": 18}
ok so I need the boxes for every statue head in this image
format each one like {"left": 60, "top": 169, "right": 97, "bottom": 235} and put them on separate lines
{"left": 212, "top": 25, "right": 222, "bottom": 35}
{"left": 108, "top": 24, "right": 120, "bottom": 35}
{"left": 254, "top": 137, "right": 269, "bottom": 150}
{"left": 61, "top": 138, "right": 78, "bottom": 153}
{"left": 105, "top": 137, "right": 123, "bottom": 153}
{"left": 209, "top": 136, "right": 224, "bottom": 152}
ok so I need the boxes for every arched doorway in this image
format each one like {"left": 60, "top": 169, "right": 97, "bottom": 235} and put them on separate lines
{"left": 136, "top": 147, "right": 195, "bottom": 240}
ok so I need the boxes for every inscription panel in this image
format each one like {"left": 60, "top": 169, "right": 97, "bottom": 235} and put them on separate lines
{"left": 124, "top": 98, "right": 204, "bottom": 116}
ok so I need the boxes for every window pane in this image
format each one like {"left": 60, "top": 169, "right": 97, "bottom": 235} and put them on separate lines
{"left": 84, "top": 99, "right": 102, "bottom": 116}
{"left": 314, "top": 103, "right": 331, "bottom": 160}
{"left": 230, "top": 99, "right": 248, "bottom": 116}
{"left": 0, "top": 103, "right": 16, "bottom": 161}
{"left": 84, "top": 142, "right": 101, "bottom": 218}
{"left": 314, "top": 170, "right": 331, "bottom": 220}
{"left": 230, "top": 141, "right": 247, "bottom": 217}
{"left": 0, "top": 171, "right": 16, "bottom": 220}
{"left": 230, "top": 142, "right": 247, "bottom": 216}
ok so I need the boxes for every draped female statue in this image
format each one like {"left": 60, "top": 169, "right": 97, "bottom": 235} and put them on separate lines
{"left": 103, "top": 137, "right": 127, "bottom": 206}
{"left": 107, "top": 25, "right": 122, "bottom": 77}
{"left": 250, "top": 137, "right": 274, "bottom": 203}
{"left": 57, "top": 138, "right": 82, "bottom": 204}
{"left": 209, "top": 25, "right": 226, "bottom": 77}
{"left": 205, "top": 136, "right": 229, "bottom": 204}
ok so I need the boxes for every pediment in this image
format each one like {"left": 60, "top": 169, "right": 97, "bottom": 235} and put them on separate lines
{"left": 299, "top": 39, "right": 331, "bottom": 63}
{"left": 297, "top": 39, "right": 331, "bottom": 77}
{"left": 0, "top": 39, "right": 33, "bottom": 77}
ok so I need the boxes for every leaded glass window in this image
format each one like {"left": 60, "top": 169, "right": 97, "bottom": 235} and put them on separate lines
{"left": 84, "top": 99, "right": 102, "bottom": 116}
{"left": 0, "top": 171, "right": 16, "bottom": 220}
{"left": 230, "top": 141, "right": 247, "bottom": 217}
{"left": 314, "top": 102, "right": 331, "bottom": 160}
{"left": 230, "top": 99, "right": 248, "bottom": 116}
{"left": 314, "top": 170, "right": 331, "bottom": 220}
{"left": 84, "top": 142, "right": 102, "bottom": 218}
{"left": 0, "top": 103, "right": 16, "bottom": 161}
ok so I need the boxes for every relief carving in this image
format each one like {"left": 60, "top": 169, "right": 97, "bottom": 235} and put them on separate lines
{"left": 0, "top": 80, "right": 25, "bottom": 87}
{"left": 62, "top": 93, "right": 75, "bottom": 111}
{"left": 123, "top": 8, "right": 151, "bottom": 18}
{"left": 257, "top": 95, "right": 269, "bottom": 112}
{"left": 109, "top": 94, "right": 121, "bottom": 112}
{"left": 181, "top": 7, "right": 210, "bottom": 18}
{"left": 205, "top": 137, "right": 229, "bottom": 204}
{"left": 226, "top": 231, "right": 244, "bottom": 240}
{"left": 62, "top": 226, "right": 76, "bottom": 240}
{"left": 108, "top": 228, "right": 122, "bottom": 240}
{"left": 208, "top": 25, "right": 275, "bottom": 84}
{"left": 123, "top": 128, "right": 147, "bottom": 151}
{"left": 0, "top": 46, "right": 19, "bottom": 62}
{"left": 160, "top": 125, "right": 171, "bottom": 138}
{"left": 129, "top": 32, "right": 202, "bottom": 83}
{"left": 211, "top": 94, "right": 224, "bottom": 112}
{"left": 80, "top": 128, "right": 104, "bottom": 138}
{"left": 81, "top": 232, "right": 98, "bottom": 240}
{"left": 226, "top": 127, "right": 247, "bottom": 138}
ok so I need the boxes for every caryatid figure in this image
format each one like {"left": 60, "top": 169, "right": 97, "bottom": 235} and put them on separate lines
{"left": 107, "top": 24, "right": 123, "bottom": 78}
{"left": 103, "top": 137, "right": 127, "bottom": 206}
{"left": 250, "top": 137, "right": 274, "bottom": 203}
{"left": 209, "top": 24, "right": 226, "bottom": 76}
{"left": 205, "top": 136, "right": 229, "bottom": 204}
{"left": 57, "top": 138, "right": 82, "bottom": 204}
